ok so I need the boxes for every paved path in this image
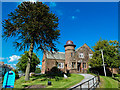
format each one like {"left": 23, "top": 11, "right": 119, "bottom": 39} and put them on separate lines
{"left": 70, "top": 74, "right": 96, "bottom": 89}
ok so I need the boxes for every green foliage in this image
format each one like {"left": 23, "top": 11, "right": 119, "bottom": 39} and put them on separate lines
{"left": 89, "top": 39, "right": 120, "bottom": 68}
{"left": 2, "top": 2, "right": 60, "bottom": 81}
{"left": 16, "top": 51, "right": 40, "bottom": 73}
{"left": 35, "top": 67, "right": 41, "bottom": 73}
{"left": 2, "top": 1, "right": 60, "bottom": 52}
{"left": 12, "top": 69, "right": 19, "bottom": 79}
{"left": 89, "top": 66, "right": 112, "bottom": 76}
{"left": 2, "top": 1, "right": 60, "bottom": 81}
{"left": 46, "top": 66, "right": 64, "bottom": 77}
{"left": 87, "top": 68, "right": 90, "bottom": 73}
{"left": 114, "top": 74, "right": 120, "bottom": 77}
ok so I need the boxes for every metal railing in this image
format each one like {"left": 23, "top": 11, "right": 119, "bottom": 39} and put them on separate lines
{"left": 69, "top": 71, "right": 100, "bottom": 90}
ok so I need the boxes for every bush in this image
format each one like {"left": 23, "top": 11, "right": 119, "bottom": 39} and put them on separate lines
{"left": 46, "top": 67, "right": 64, "bottom": 77}
{"left": 15, "top": 73, "right": 19, "bottom": 79}
{"left": 35, "top": 67, "right": 41, "bottom": 73}
{"left": 12, "top": 69, "right": 19, "bottom": 79}
{"left": 66, "top": 70, "right": 71, "bottom": 77}
{"left": 87, "top": 68, "right": 90, "bottom": 73}
{"left": 114, "top": 74, "right": 120, "bottom": 77}
{"left": 89, "top": 66, "right": 112, "bottom": 76}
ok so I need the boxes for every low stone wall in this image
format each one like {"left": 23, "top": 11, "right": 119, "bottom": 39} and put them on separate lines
{"left": 108, "top": 68, "right": 119, "bottom": 74}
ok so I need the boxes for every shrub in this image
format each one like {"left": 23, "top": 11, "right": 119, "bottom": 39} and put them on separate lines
{"left": 46, "top": 66, "right": 64, "bottom": 77}
{"left": 12, "top": 69, "right": 19, "bottom": 79}
{"left": 114, "top": 74, "right": 120, "bottom": 77}
{"left": 35, "top": 67, "right": 41, "bottom": 73}
{"left": 87, "top": 68, "right": 90, "bottom": 73}
{"left": 89, "top": 66, "right": 112, "bottom": 76}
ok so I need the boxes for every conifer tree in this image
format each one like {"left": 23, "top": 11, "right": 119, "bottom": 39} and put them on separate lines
{"left": 2, "top": 1, "right": 60, "bottom": 81}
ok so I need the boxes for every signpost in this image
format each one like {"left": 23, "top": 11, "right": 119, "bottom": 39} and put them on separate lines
{"left": 2, "top": 70, "right": 15, "bottom": 89}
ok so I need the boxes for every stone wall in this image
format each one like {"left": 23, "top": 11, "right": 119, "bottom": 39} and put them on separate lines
{"left": 109, "top": 68, "right": 119, "bottom": 74}
{"left": 75, "top": 44, "right": 93, "bottom": 73}
{"left": 46, "top": 59, "right": 65, "bottom": 72}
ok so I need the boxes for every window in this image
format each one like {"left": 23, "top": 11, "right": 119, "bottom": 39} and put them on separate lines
{"left": 71, "top": 53, "right": 73, "bottom": 57}
{"left": 57, "top": 63, "right": 64, "bottom": 69}
{"left": 83, "top": 63, "right": 86, "bottom": 68}
{"left": 79, "top": 53, "right": 84, "bottom": 58}
{"left": 72, "top": 62, "right": 76, "bottom": 68}
{"left": 89, "top": 54, "right": 93, "bottom": 59}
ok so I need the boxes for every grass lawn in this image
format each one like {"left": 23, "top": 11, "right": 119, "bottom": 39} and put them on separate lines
{"left": 100, "top": 76, "right": 119, "bottom": 88}
{"left": 14, "top": 74, "right": 84, "bottom": 88}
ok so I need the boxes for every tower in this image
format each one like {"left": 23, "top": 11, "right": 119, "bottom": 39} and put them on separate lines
{"left": 64, "top": 40, "right": 76, "bottom": 73}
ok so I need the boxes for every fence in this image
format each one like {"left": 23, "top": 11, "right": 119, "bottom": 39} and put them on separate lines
{"left": 69, "top": 71, "right": 100, "bottom": 90}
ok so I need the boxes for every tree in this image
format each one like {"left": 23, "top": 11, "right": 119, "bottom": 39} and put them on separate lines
{"left": 16, "top": 51, "right": 40, "bottom": 73}
{"left": 35, "top": 67, "right": 41, "bottom": 73}
{"left": 12, "top": 69, "right": 19, "bottom": 79}
{"left": 89, "top": 39, "right": 120, "bottom": 76}
{"left": 2, "top": 1, "right": 60, "bottom": 81}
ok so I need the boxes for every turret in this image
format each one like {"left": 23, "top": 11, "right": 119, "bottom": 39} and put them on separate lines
{"left": 64, "top": 40, "right": 76, "bottom": 72}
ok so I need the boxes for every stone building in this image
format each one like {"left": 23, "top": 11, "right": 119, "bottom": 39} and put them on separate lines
{"left": 0, "top": 62, "right": 14, "bottom": 76}
{"left": 41, "top": 40, "right": 93, "bottom": 74}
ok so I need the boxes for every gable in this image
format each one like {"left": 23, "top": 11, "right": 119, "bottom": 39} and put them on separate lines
{"left": 76, "top": 43, "right": 93, "bottom": 53}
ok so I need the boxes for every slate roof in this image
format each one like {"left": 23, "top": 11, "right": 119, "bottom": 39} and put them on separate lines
{"left": 46, "top": 52, "right": 65, "bottom": 60}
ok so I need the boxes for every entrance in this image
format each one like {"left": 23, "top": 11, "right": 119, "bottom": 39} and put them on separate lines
{"left": 77, "top": 62, "right": 81, "bottom": 72}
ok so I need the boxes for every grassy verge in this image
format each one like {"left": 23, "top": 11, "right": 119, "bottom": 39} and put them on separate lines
{"left": 99, "top": 76, "right": 119, "bottom": 88}
{"left": 14, "top": 74, "right": 84, "bottom": 88}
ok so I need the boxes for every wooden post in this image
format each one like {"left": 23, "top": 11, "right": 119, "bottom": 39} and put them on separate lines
{"left": 93, "top": 78, "right": 94, "bottom": 88}
{"left": 80, "top": 85, "right": 82, "bottom": 90}
{"left": 98, "top": 75, "right": 100, "bottom": 82}
{"left": 88, "top": 80, "right": 89, "bottom": 89}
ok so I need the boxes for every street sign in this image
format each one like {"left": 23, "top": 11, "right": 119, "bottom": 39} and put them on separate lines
{"left": 2, "top": 71, "right": 15, "bottom": 88}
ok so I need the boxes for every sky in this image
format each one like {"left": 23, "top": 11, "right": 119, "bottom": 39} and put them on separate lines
{"left": 1, "top": 1, "right": 118, "bottom": 69}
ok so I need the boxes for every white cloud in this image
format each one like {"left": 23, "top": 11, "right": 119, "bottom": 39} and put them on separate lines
{"left": 0, "top": 57, "right": 5, "bottom": 60}
{"left": 13, "top": 64, "right": 16, "bottom": 66}
{"left": 36, "top": 64, "right": 42, "bottom": 68}
{"left": 0, "top": 57, "right": 9, "bottom": 60}
{"left": 8, "top": 55, "right": 20, "bottom": 63}
{"left": 49, "top": 2, "right": 56, "bottom": 7}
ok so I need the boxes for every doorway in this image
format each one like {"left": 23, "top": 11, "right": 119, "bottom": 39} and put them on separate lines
{"left": 77, "top": 62, "right": 81, "bottom": 72}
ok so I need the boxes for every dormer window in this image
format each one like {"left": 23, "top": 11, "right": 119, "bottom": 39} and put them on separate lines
{"left": 89, "top": 54, "right": 93, "bottom": 59}
{"left": 79, "top": 53, "right": 84, "bottom": 58}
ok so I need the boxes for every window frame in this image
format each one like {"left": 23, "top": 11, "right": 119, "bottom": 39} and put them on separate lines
{"left": 79, "top": 53, "right": 84, "bottom": 58}
{"left": 57, "top": 62, "right": 64, "bottom": 69}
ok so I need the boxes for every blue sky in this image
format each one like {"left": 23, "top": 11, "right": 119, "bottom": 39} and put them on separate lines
{"left": 1, "top": 2, "right": 118, "bottom": 69}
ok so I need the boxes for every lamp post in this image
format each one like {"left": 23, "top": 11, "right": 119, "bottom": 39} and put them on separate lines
{"left": 100, "top": 49, "right": 106, "bottom": 76}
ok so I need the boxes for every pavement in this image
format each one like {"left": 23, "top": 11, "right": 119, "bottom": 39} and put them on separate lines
{"left": 70, "top": 74, "right": 97, "bottom": 89}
